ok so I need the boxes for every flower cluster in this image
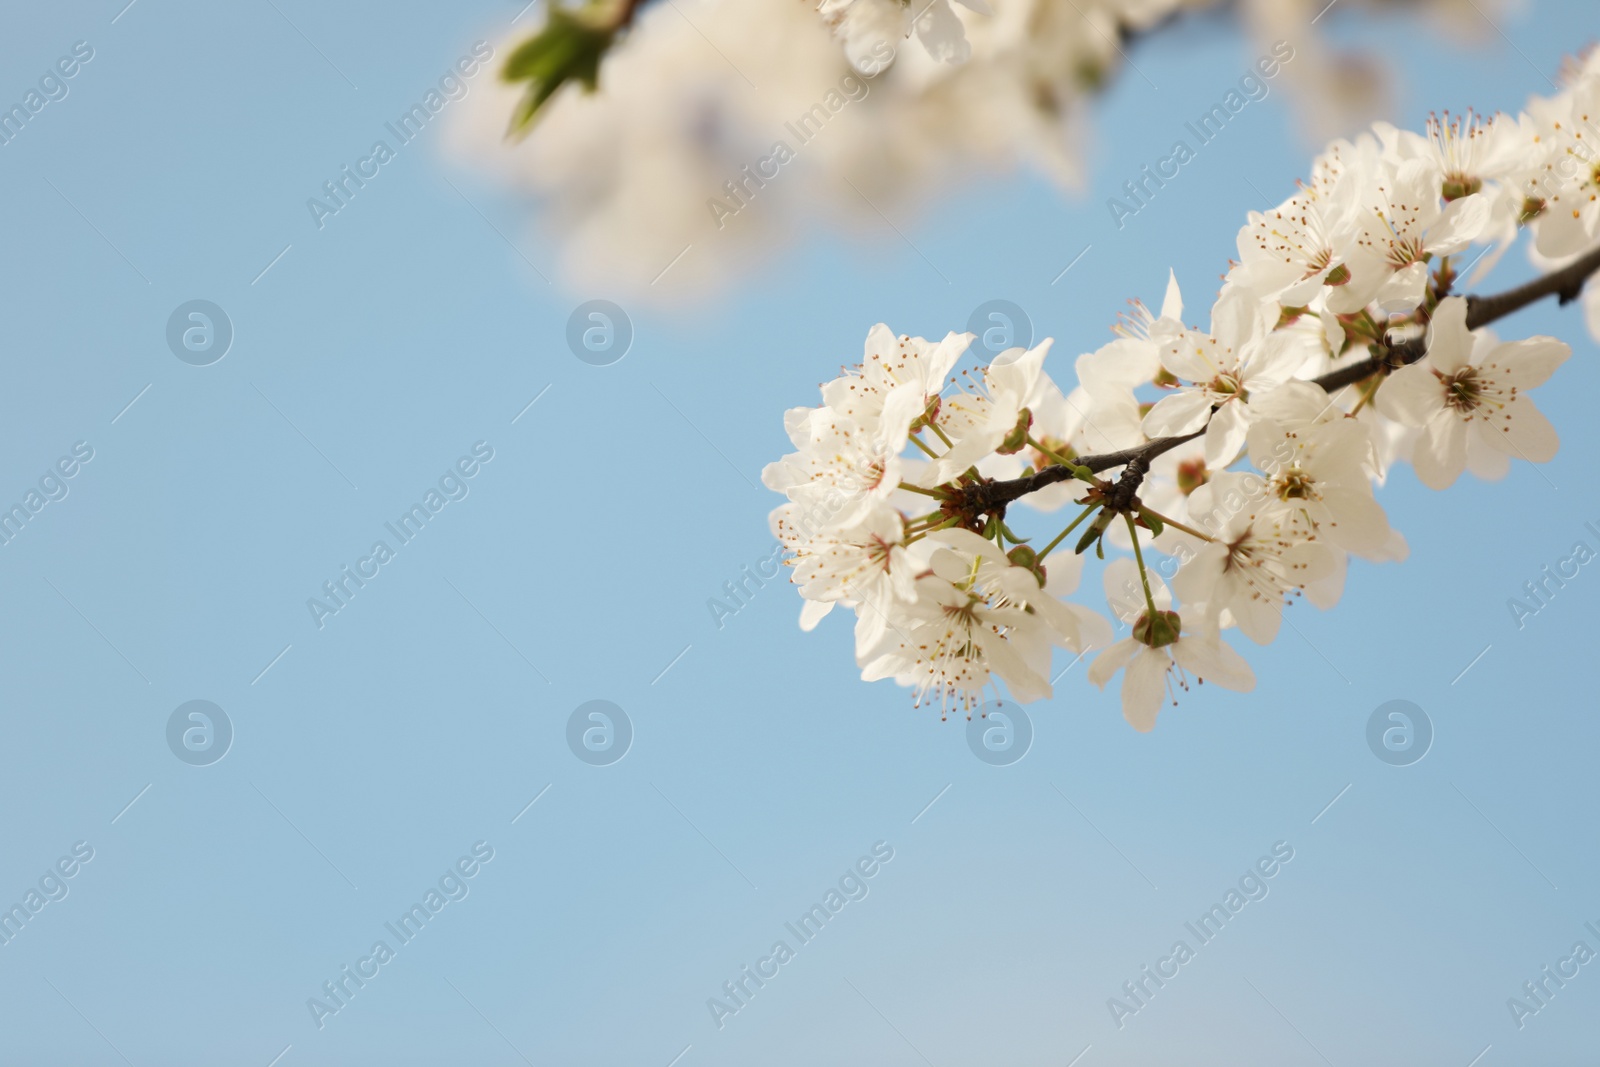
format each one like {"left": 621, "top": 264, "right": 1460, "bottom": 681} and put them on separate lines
{"left": 453, "top": 0, "right": 1495, "bottom": 300}
{"left": 763, "top": 54, "right": 1600, "bottom": 730}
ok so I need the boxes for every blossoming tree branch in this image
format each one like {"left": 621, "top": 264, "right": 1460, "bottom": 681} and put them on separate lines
{"left": 763, "top": 55, "right": 1600, "bottom": 730}
{"left": 468, "top": 0, "right": 1492, "bottom": 297}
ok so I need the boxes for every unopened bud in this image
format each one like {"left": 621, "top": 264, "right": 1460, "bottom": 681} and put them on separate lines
{"left": 1006, "top": 545, "right": 1046, "bottom": 587}
{"left": 1441, "top": 175, "right": 1482, "bottom": 201}
{"left": 1133, "top": 609, "right": 1181, "bottom": 648}
{"left": 996, "top": 407, "right": 1032, "bottom": 455}
{"left": 1176, "top": 459, "right": 1208, "bottom": 495}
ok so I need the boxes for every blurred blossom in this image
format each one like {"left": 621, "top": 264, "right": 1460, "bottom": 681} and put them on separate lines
{"left": 447, "top": 0, "right": 1498, "bottom": 301}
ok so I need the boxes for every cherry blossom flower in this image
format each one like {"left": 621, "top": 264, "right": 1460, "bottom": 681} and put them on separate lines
{"left": 771, "top": 500, "right": 921, "bottom": 635}
{"left": 858, "top": 570, "right": 1053, "bottom": 718}
{"left": 762, "top": 408, "right": 905, "bottom": 528}
{"left": 1374, "top": 296, "right": 1570, "bottom": 489}
{"left": 1243, "top": 385, "right": 1398, "bottom": 560}
{"left": 1087, "top": 560, "right": 1255, "bottom": 732}
{"left": 821, "top": 326, "right": 973, "bottom": 449}
{"left": 761, "top": 53, "right": 1595, "bottom": 728}
{"left": 924, "top": 529, "right": 1112, "bottom": 654}
{"left": 1170, "top": 473, "right": 1339, "bottom": 644}
{"left": 818, "top": 0, "right": 991, "bottom": 71}
{"left": 1235, "top": 186, "right": 1363, "bottom": 306}
{"left": 1141, "top": 285, "right": 1313, "bottom": 467}
{"left": 1330, "top": 158, "right": 1491, "bottom": 314}
{"left": 930, "top": 339, "right": 1054, "bottom": 480}
{"left": 1523, "top": 67, "right": 1600, "bottom": 258}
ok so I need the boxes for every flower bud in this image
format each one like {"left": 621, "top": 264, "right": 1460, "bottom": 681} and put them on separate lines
{"left": 1007, "top": 545, "right": 1046, "bottom": 587}
{"left": 1133, "top": 609, "right": 1181, "bottom": 648}
{"left": 909, "top": 395, "right": 942, "bottom": 432}
{"left": 1441, "top": 175, "right": 1482, "bottom": 201}
{"left": 996, "top": 407, "right": 1033, "bottom": 455}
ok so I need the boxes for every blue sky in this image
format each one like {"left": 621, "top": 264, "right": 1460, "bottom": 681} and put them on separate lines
{"left": 0, "top": 1, "right": 1597, "bottom": 1064}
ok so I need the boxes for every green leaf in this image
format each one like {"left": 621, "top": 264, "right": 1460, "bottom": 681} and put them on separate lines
{"left": 502, "top": 7, "right": 619, "bottom": 137}
{"left": 1074, "top": 510, "right": 1109, "bottom": 556}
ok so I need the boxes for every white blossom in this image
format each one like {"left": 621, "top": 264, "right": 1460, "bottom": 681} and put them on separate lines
{"left": 1375, "top": 296, "right": 1569, "bottom": 489}
{"left": 762, "top": 53, "right": 1591, "bottom": 731}
{"left": 1087, "top": 560, "right": 1255, "bottom": 732}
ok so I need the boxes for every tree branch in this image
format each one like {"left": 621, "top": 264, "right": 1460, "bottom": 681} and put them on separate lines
{"left": 961, "top": 246, "right": 1600, "bottom": 518}
{"left": 1464, "top": 242, "right": 1600, "bottom": 326}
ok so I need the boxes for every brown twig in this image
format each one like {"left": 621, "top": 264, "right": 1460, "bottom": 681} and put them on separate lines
{"left": 960, "top": 245, "right": 1600, "bottom": 519}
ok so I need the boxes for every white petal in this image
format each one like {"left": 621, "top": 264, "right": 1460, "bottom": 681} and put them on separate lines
{"left": 1143, "top": 389, "right": 1214, "bottom": 437}
{"left": 1465, "top": 427, "right": 1512, "bottom": 482}
{"left": 1033, "top": 596, "right": 1113, "bottom": 652}
{"left": 1304, "top": 551, "right": 1348, "bottom": 610}
{"left": 976, "top": 628, "right": 1050, "bottom": 703}
{"left": 1317, "top": 486, "right": 1393, "bottom": 557}
{"left": 1426, "top": 192, "right": 1490, "bottom": 254}
{"left": 1425, "top": 296, "right": 1473, "bottom": 375}
{"left": 1226, "top": 585, "right": 1284, "bottom": 645}
{"left": 1171, "top": 635, "right": 1256, "bottom": 692}
{"left": 1087, "top": 638, "right": 1138, "bottom": 689}
{"left": 799, "top": 599, "right": 835, "bottom": 632}
{"left": 911, "top": 0, "right": 970, "bottom": 63}
{"left": 1122, "top": 650, "right": 1169, "bottom": 732}
{"left": 1158, "top": 334, "right": 1219, "bottom": 384}
{"left": 1489, "top": 337, "right": 1570, "bottom": 390}
{"left": 1170, "top": 541, "right": 1227, "bottom": 606}
{"left": 1373, "top": 363, "right": 1442, "bottom": 427}
{"left": 853, "top": 603, "right": 890, "bottom": 661}
{"left": 1043, "top": 549, "right": 1086, "bottom": 597}
{"left": 1477, "top": 397, "right": 1559, "bottom": 463}
{"left": 1159, "top": 269, "right": 1184, "bottom": 321}
{"left": 1374, "top": 262, "right": 1429, "bottom": 314}
{"left": 1412, "top": 409, "right": 1468, "bottom": 490}
{"left": 1204, "top": 403, "right": 1248, "bottom": 468}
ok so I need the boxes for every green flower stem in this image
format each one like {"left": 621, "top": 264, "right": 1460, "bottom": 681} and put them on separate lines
{"left": 1349, "top": 371, "right": 1384, "bottom": 416}
{"left": 1037, "top": 503, "right": 1099, "bottom": 561}
{"left": 897, "top": 481, "right": 948, "bottom": 499}
{"left": 904, "top": 516, "right": 961, "bottom": 544}
{"left": 1124, "top": 512, "right": 1160, "bottom": 619}
{"left": 1026, "top": 434, "right": 1103, "bottom": 488}
{"left": 1138, "top": 505, "right": 1214, "bottom": 543}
